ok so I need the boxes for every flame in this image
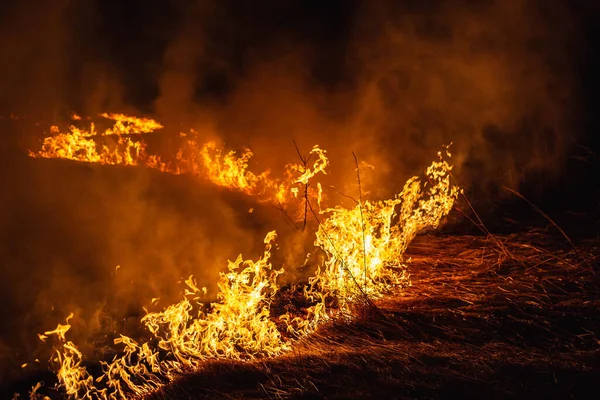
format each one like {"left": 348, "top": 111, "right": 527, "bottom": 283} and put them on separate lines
{"left": 174, "top": 138, "right": 329, "bottom": 209}
{"left": 317, "top": 182, "right": 323, "bottom": 210}
{"left": 29, "top": 115, "right": 329, "bottom": 217}
{"left": 29, "top": 114, "right": 160, "bottom": 166}
{"left": 37, "top": 149, "right": 458, "bottom": 399}
{"left": 294, "top": 145, "right": 329, "bottom": 185}
{"left": 99, "top": 113, "right": 163, "bottom": 136}
{"left": 43, "top": 312, "right": 73, "bottom": 341}
{"left": 309, "top": 150, "right": 459, "bottom": 310}
{"left": 142, "top": 230, "right": 288, "bottom": 364}
{"left": 43, "top": 231, "right": 293, "bottom": 399}
{"left": 31, "top": 113, "right": 460, "bottom": 399}
{"left": 42, "top": 314, "right": 100, "bottom": 399}
{"left": 194, "top": 140, "right": 268, "bottom": 195}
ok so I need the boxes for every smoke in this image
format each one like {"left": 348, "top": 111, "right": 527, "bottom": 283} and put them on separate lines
{"left": 0, "top": 0, "right": 585, "bottom": 391}
{"left": 344, "top": 0, "right": 581, "bottom": 201}
{"left": 147, "top": 0, "right": 581, "bottom": 200}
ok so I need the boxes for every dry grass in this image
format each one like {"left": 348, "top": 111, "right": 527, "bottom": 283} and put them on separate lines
{"left": 146, "top": 232, "right": 600, "bottom": 400}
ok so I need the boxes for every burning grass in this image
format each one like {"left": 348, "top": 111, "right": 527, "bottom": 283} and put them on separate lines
{"left": 18, "top": 232, "right": 600, "bottom": 399}
{"left": 146, "top": 232, "right": 600, "bottom": 399}
{"left": 21, "top": 123, "right": 464, "bottom": 398}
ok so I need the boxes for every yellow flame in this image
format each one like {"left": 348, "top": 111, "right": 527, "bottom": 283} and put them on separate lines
{"left": 294, "top": 145, "right": 329, "bottom": 185}
{"left": 141, "top": 230, "right": 288, "bottom": 365}
{"left": 309, "top": 152, "right": 459, "bottom": 310}
{"left": 196, "top": 141, "right": 266, "bottom": 195}
{"left": 43, "top": 313, "right": 73, "bottom": 341}
{"left": 99, "top": 113, "right": 163, "bottom": 136}
{"left": 30, "top": 124, "right": 147, "bottom": 166}
{"left": 33, "top": 114, "right": 460, "bottom": 399}
{"left": 43, "top": 232, "right": 296, "bottom": 398}
{"left": 317, "top": 182, "right": 323, "bottom": 210}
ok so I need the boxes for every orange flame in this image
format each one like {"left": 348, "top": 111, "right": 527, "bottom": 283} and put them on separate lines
{"left": 29, "top": 115, "right": 329, "bottom": 216}
{"left": 37, "top": 143, "right": 458, "bottom": 399}
{"left": 28, "top": 113, "right": 163, "bottom": 166}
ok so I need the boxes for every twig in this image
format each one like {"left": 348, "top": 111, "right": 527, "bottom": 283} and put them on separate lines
{"left": 304, "top": 183, "right": 310, "bottom": 231}
{"left": 325, "top": 185, "right": 359, "bottom": 204}
{"left": 353, "top": 152, "right": 368, "bottom": 294}
{"left": 449, "top": 173, "right": 511, "bottom": 257}
{"left": 292, "top": 139, "right": 306, "bottom": 164}
{"left": 275, "top": 201, "right": 300, "bottom": 231}
{"left": 306, "top": 200, "right": 371, "bottom": 306}
{"left": 307, "top": 199, "right": 408, "bottom": 329}
{"left": 292, "top": 139, "right": 309, "bottom": 230}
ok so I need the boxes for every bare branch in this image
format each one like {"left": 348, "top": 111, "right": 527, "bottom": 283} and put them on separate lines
{"left": 292, "top": 139, "right": 306, "bottom": 165}
{"left": 292, "top": 139, "right": 309, "bottom": 230}
{"left": 274, "top": 201, "right": 300, "bottom": 231}
{"left": 326, "top": 185, "right": 359, "bottom": 204}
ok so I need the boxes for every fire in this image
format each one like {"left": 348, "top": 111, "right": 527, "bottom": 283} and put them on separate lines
{"left": 28, "top": 113, "right": 162, "bottom": 166}
{"left": 189, "top": 140, "right": 270, "bottom": 196}
{"left": 170, "top": 137, "right": 329, "bottom": 209}
{"left": 309, "top": 150, "right": 459, "bottom": 310}
{"left": 141, "top": 231, "right": 288, "bottom": 364}
{"left": 293, "top": 145, "right": 329, "bottom": 185}
{"left": 29, "top": 114, "right": 329, "bottom": 216}
{"left": 31, "top": 113, "right": 459, "bottom": 399}
{"left": 40, "top": 312, "right": 74, "bottom": 341}
{"left": 40, "top": 315, "right": 99, "bottom": 399}
{"left": 43, "top": 231, "right": 290, "bottom": 399}
{"left": 99, "top": 113, "right": 163, "bottom": 136}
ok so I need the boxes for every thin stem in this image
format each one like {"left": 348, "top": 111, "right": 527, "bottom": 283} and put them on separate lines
{"left": 503, "top": 185, "right": 595, "bottom": 274}
{"left": 292, "top": 139, "right": 309, "bottom": 230}
{"left": 274, "top": 201, "right": 300, "bottom": 231}
{"left": 307, "top": 200, "right": 372, "bottom": 306}
{"left": 325, "top": 185, "right": 359, "bottom": 204}
{"left": 352, "top": 152, "right": 368, "bottom": 294}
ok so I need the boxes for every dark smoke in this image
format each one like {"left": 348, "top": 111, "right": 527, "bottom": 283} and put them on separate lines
{"left": 347, "top": 1, "right": 581, "bottom": 196}
{"left": 0, "top": 0, "right": 586, "bottom": 391}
